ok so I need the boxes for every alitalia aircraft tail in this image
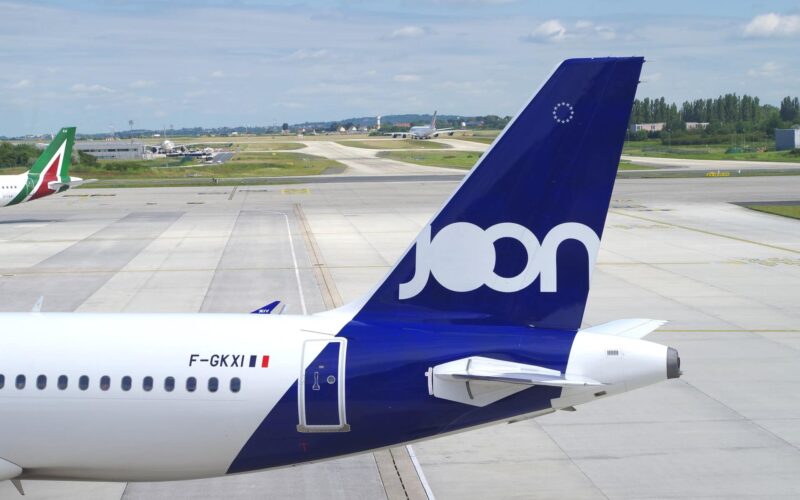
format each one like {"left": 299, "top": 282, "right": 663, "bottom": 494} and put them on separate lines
{"left": 7, "top": 127, "right": 80, "bottom": 205}
{"left": 354, "top": 57, "right": 644, "bottom": 330}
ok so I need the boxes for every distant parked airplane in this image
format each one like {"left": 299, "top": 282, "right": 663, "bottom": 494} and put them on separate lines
{"left": 0, "top": 58, "right": 680, "bottom": 493}
{"left": 0, "top": 127, "right": 91, "bottom": 207}
{"left": 389, "top": 111, "right": 458, "bottom": 139}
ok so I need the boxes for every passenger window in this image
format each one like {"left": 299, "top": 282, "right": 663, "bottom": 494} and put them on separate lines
{"left": 79, "top": 375, "right": 89, "bottom": 390}
{"left": 36, "top": 375, "right": 47, "bottom": 390}
{"left": 15, "top": 374, "right": 26, "bottom": 389}
{"left": 58, "top": 375, "right": 68, "bottom": 390}
{"left": 164, "top": 376, "right": 175, "bottom": 392}
{"left": 143, "top": 376, "right": 153, "bottom": 391}
{"left": 186, "top": 377, "right": 197, "bottom": 392}
{"left": 208, "top": 377, "right": 219, "bottom": 392}
{"left": 100, "top": 375, "right": 110, "bottom": 391}
{"left": 121, "top": 376, "right": 132, "bottom": 391}
{"left": 0, "top": 374, "right": 4, "bottom": 389}
{"left": 230, "top": 377, "right": 241, "bottom": 393}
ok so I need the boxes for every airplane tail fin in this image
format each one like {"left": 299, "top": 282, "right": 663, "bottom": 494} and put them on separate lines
{"left": 16, "top": 127, "right": 76, "bottom": 202}
{"left": 350, "top": 58, "right": 643, "bottom": 330}
{"left": 430, "top": 110, "right": 438, "bottom": 129}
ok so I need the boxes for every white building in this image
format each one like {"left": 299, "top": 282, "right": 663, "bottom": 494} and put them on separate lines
{"left": 685, "top": 122, "right": 710, "bottom": 130}
{"left": 630, "top": 122, "right": 665, "bottom": 133}
{"left": 75, "top": 141, "right": 145, "bottom": 160}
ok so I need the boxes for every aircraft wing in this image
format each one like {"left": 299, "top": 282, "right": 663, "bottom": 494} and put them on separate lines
{"left": 581, "top": 318, "right": 667, "bottom": 339}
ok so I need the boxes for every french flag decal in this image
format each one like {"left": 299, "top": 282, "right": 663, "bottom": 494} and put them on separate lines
{"left": 248, "top": 355, "right": 270, "bottom": 368}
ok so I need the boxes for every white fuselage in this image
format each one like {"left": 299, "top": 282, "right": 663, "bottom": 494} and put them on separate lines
{"left": 0, "top": 313, "right": 342, "bottom": 481}
{"left": 0, "top": 311, "right": 673, "bottom": 483}
{"left": 0, "top": 174, "right": 27, "bottom": 207}
{"left": 408, "top": 125, "right": 435, "bottom": 138}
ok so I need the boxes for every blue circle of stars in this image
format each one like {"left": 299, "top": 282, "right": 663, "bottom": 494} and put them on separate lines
{"left": 552, "top": 102, "right": 574, "bottom": 124}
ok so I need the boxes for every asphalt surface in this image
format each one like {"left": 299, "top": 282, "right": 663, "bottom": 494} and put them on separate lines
{"left": 0, "top": 175, "right": 798, "bottom": 498}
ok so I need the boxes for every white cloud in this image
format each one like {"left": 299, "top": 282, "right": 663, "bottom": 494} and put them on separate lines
{"left": 747, "top": 61, "right": 781, "bottom": 78}
{"left": 390, "top": 26, "right": 426, "bottom": 39}
{"left": 69, "top": 83, "right": 113, "bottom": 94}
{"left": 393, "top": 74, "right": 421, "bottom": 83}
{"left": 129, "top": 79, "right": 155, "bottom": 89}
{"left": 524, "top": 19, "right": 567, "bottom": 43}
{"left": 571, "top": 20, "right": 616, "bottom": 40}
{"left": 9, "top": 79, "right": 31, "bottom": 89}
{"left": 744, "top": 13, "right": 800, "bottom": 37}
{"left": 210, "top": 70, "right": 225, "bottom": 78}
{"left": 594, "top": 25, "right": 616, "bottom": 40}
{"left": 285, "top": 49, "right": 329, "bottom": 61}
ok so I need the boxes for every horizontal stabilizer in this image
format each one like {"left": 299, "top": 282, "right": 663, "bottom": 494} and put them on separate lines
{"left": 48, "top": 178, "right": 96, "bottom": 191}
{"left": 581, "top": 318, "right": 667, "bottom": 339}
{"left": 428, "top": 356, "right": 601, "bottom": 407}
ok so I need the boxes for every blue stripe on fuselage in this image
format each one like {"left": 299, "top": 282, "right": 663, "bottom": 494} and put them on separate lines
{"left": 227, "top": 322, "right": 576, "bottom": 474}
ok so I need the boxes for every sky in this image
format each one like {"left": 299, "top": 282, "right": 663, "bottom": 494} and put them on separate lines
{"left": 0, "top": 0, "right": 799, "bottom": 136}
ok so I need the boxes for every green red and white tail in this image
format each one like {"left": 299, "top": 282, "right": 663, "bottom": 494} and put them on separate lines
{"left": 8, "top": 127, "right": 76, "bottom": 205}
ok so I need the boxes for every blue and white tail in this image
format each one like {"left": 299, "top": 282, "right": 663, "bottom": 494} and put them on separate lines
{"left": 353, "top": 57, "right": 644, "bottom": 330}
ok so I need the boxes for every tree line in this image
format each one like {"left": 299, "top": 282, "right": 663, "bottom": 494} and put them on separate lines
{"left": 0, "top": 142, "right": 96, "bottom": 170}
{"left": 629, "top": 94, "right": 800, "bottom": 143}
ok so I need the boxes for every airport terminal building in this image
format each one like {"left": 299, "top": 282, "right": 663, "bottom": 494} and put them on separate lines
{"left": 75, "top": 141, "right": 145, "bottom": 160}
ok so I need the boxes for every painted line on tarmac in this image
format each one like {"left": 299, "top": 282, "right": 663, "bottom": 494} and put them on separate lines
{"left": 294, "top": 203, "right": 342, "bottom": 310}
{"left": 611, "top": 210, "right": 800, "bottom": 255}
{"left": 294, "top": 204, "right": 432, "bottom": 499}
{"left": 406, "top": 445, "right": 436, "bottom": 500}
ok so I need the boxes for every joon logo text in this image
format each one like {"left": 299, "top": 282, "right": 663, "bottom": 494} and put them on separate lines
{"left": 399, "top": 222, "right": 599, "bottom": 300}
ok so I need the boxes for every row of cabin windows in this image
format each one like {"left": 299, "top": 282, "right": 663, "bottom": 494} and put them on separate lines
{"left": 0, "top": 374, "right": 241, "bottom": 393}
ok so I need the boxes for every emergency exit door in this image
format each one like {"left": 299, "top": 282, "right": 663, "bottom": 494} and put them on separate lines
{"left": 297, "top": 338, "right": 349, "bottom": 433}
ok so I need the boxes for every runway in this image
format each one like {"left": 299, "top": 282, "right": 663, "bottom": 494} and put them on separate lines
{"left": 300, "top": 141, "right": 466, "bottom": 176}
{"left": 0, "top": 176, "right": 798, "bottom": 498}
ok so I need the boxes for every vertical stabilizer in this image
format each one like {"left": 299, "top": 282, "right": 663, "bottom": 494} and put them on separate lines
{"left": 351, "top": 58, "right": 643, "bottom": 330}
{"left": 10, "top": 127, "right": 75, "bottom": 204}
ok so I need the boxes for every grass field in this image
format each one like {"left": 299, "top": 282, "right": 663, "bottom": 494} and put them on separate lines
{"left": 379, "top": 151, "right": 658, "bottom": 171}
{"left": 337, "top": 139, "right": 450, "bottom": 150}
{"left": 741, "top": 203, "right": 800, "bottom": 220}
{"left": 377, "top": 150, "right": 480, "bottom": 169}
{"left": 623, "top": 140, "right": 800, "bottom": 163}
{"left": 236, "top": 142, "right": 305, "bottom": 151}
{"left": 618, "top": 160, "right": 656, "bottom": 170}
{"left": 455, "top": 137, "right": 495, "bottom": 144}
{"left": 72, "top": 153, "right": 344, "bottom": 184}
{"left": 0, "top": 167, "right": 27, "bottom": 175}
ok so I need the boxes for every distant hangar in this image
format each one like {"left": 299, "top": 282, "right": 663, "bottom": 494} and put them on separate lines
{"left": 74, "top": 141, "right": 145, "bottom": 160}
